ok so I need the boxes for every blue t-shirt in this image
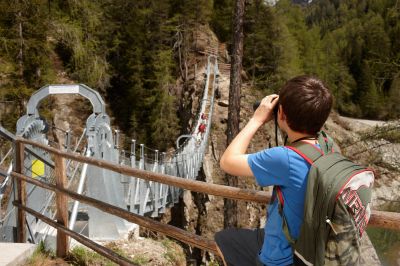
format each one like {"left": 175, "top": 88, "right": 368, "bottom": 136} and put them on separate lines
{"left": 248, "top": 146, "right": 311, "bottom": 266}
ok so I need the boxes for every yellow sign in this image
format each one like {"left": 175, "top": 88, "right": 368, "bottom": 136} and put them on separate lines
{"left": 32, "top": 159, "right": 45, "bottom": 178}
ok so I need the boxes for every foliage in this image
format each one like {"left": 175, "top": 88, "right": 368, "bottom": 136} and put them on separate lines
{"left": 304, "top": 0, "right": 400, "bottom": 119}
{"left": 243, "top": 1, "right": 283, "bottom": 91}
{"left": 211, "top": 0, "right": 234, "bottom": 43}
{"left": 212, "top": 0, "right": 400, "bottom": 119}
{"left": 51, "top": 0, "right": 110, "bottom": 91}
{"left": 1, "top": 0, "right": 399, "bottom": 147}
{"left": 0, "top": 0, "right": 55, "bottom": 131}
{"left": 0, "top": 0, "right": 184, "bottom": 150}
{"left": 0, "top": 0, "right": 54, "bottom": 87}
{"left": 0, "top": 84, "right": 35, "bottom": 132}
{"left": 103, "top": 0, "right": 181, "bottom": 150}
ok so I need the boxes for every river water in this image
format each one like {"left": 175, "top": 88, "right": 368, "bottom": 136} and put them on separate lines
{"left": 368, "top": 228, "right": 400, "bottom": 265}
{"left": 367, "top": 201, "right": 400, "bottom": 265}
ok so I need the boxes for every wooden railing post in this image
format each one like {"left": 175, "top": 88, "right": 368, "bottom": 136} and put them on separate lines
{"left": 15, "top": 140, "right": 26, "bottom": 243}
{"left": 55, "top": 153, "right": 68, "bottom": 257}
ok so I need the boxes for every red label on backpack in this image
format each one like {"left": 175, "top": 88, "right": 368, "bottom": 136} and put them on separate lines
{"left": 338, "top": 170, "right": 374, "bottom": 237}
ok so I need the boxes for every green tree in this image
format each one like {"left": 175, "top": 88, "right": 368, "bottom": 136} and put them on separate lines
{"left": 103, "top": 0, "right": 181, "bottom": 149}
{"left": 0, "top": 0, "right": 53, "bottom": 86}
{"left": 211, "top": 0, "right": 234, "bottom": 43}
{"left": 302, "top": 0, "right": 400, "bottom": 119}
{"left": 171, "top": 0, "right": 213, "bottom": 25}
{"left": 150, "top": 89, "right": 180, "bottom": 150}
{"left": 244, "top": 0, "right": 280, "bottom": 88}
{"left": 52, "top": 0, "right": 110, "bottom": 91}
{"left": 387, "top": 73, "right": 400, "bottom": 118}
{"left": 0, "top": 0, "right": 53, "bottom": 130}
{"left": 361, "top": 80, "right": 381, "bottom": 118}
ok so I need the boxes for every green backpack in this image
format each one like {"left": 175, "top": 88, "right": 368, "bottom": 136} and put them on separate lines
{"left": 275, "top": 131, "right": 374, "bottom": 266}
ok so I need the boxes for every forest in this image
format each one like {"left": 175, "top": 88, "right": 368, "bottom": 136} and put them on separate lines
{"left": 0, "top": 0, "right": 399, "bottom": 149}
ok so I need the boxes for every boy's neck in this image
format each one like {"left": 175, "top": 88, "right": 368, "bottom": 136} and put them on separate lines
{"left": 286, "top": 130, "right": 316, "bottom": 143}
{"left": 277, "top": 113, "right": 316, "bottom": 143}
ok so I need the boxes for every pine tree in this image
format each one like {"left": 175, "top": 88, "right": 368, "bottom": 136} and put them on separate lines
{"left": 103, "top": 0, "right": 181, "bottom": 149}
{"left": 52, "top": 0, "right": 109, "bottom": 91}
{"left": 272, "top": 19, "right": 302, "bottom": 86}
{"left": 0, "top": 0, "right": 53, "bottom": 86}
{"left": 244, "top": 0, "right": 280, "bottom": 89}
{"left": 211, "top": 0, "right": 235, "bottom": 43}
{"left": 361, "top": 80, "right": 381, "bottom": 118}
{"left": 225, "top": 0, "right": 245, "bottom": 229}
{"left": 0, "top": 0, "right": 52, "bottom": 130}
{"left": 387, "top": 73, "right": 400, "bottom": 118}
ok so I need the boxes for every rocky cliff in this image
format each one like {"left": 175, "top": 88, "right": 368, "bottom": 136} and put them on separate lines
{"left": 171, "top": 25, "right": 399, "bottom": 265}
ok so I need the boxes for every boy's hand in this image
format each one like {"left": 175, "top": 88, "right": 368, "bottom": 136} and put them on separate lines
{"left": 220, "top": 94, "right": 278, "bottom": 177}
{"left": 252, "top": 94, "right": 279, "bottom": 125}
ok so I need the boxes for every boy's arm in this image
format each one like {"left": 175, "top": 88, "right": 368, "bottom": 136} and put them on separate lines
{"left": 220, "top": 94, "right": 279, "bottom": 177}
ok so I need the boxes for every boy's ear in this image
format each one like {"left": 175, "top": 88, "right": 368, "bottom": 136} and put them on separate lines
{"left": 278, "top": 106, "right": 286, "bottom": 121}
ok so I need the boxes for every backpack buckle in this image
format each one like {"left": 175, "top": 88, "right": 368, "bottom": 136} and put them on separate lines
{"left": 326, "top": 218, "right": 339, "bottom": 235}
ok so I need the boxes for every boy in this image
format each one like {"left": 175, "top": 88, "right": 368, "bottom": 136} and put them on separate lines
{"left": 216, "top": 75, "right": 333, "bottom": 265}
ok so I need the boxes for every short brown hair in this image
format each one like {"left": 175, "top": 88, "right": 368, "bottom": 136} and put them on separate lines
{"left": 279, "top": 75, "right": 333, "bottom": 135}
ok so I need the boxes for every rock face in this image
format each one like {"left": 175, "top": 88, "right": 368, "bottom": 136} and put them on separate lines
{"left": 173, "top": 26, "right": 398, "bottom": 264}
{"left": 46, "top": 51, "right": 92, "bottom": 148}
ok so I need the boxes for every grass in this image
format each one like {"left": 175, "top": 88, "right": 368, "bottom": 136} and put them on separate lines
{"left": 161, "top": 239, "right": 176, "bottom": 263}
{"left": 68, "top": 246, "right": 117, "bottom": 266}
{"left": 25, "top": 235, "right": 187, "bottom": 265}
{"left": 24, "top": 241, "right": 135, "bottom": 266}
{"left": 161, "top": 238, "right": 186, "bottom": 265}
{"left": 25, "top": 241, "right": 65, "bottom": 266}
{"left": 131, "top": 254, "right": 150, "bottom": 265}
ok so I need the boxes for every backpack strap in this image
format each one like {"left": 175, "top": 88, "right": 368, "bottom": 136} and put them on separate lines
{"left": 276, "top": 132, "right": 340, "bottom": 246}
{"left": 275, "top": 140, "right": 324, "bottom": 246}
{"left": 286, "top": 142, "right": 323, "bottom": 165}
{"left": 287, "top": 131, "right": 340, "bottom": 161}
{"left": 318, "top": 130, "right": 341, "bottom": 154}
{"left": 274, "top": 186, "right": 296, "bottom": 245}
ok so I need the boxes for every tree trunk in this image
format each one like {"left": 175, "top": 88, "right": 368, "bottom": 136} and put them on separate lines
{"left": 224, "top": 0, "right": 245, "bottom": 229}
{"left": 17, "top": 10, "right": 24, "bottom": 78}
{"left": 251, "top": 0, "right": 261, "bottom": 87}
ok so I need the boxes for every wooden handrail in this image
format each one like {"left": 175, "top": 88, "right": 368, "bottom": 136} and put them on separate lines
{"left": 17, "top": 138, "right": 272, "bottom": 203}
{"left": 13, "top": 201, "right": 137, "bottom": 266}
{"left": 368, "top": 210, "right": 400, "bottom": 230}
{"left": 10, "top": 171, "right": 219, "bottom": 254}
{"left": 11, "top": 138, "right": 400, "bottom": 265}
{"left": 15, "top": 138, "right": 400, "bottom": 231}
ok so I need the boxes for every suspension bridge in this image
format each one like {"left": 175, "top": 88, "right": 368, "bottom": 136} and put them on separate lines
{"left": 0, "top": 52, "right": 399, "bottom": 265}
{"left": 0, "top": 55, "right": 218, "bottom": 243}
